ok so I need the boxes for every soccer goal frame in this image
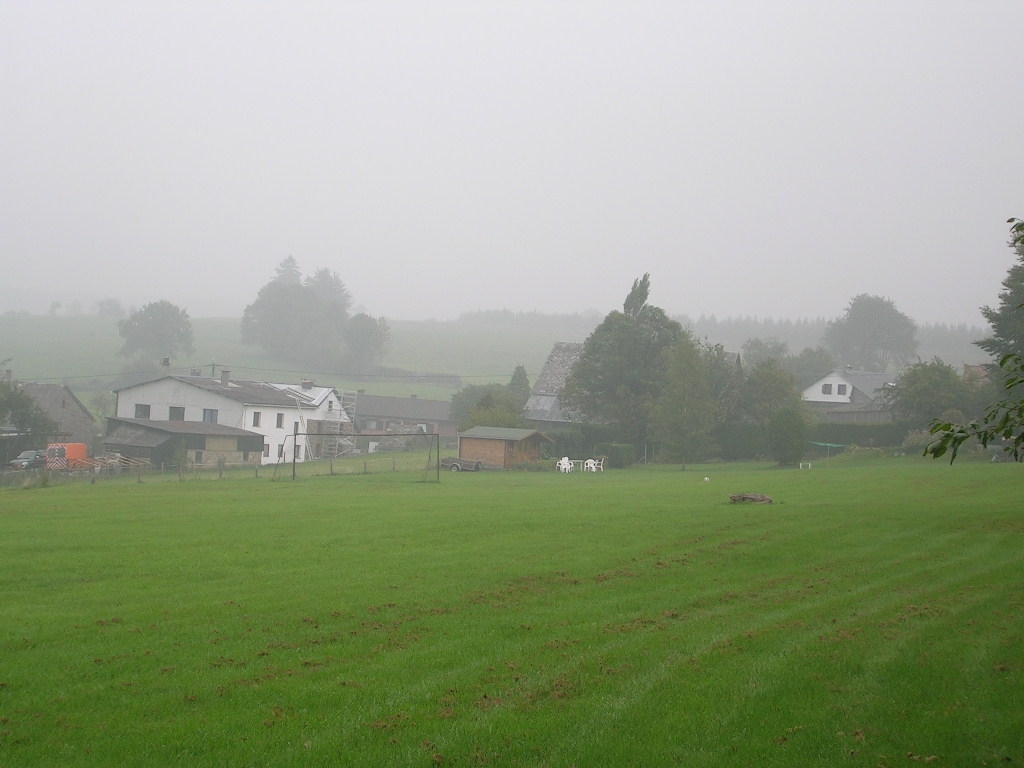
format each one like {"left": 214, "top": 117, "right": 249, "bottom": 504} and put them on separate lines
{"left": 274, "top": 426, "right": 442, "bottom": 482}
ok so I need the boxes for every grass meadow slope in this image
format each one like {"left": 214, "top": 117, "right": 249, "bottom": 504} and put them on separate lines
{"left": 1, "top": 457, "right": 1021, "bottom": 766}
{"left": 0, "top": 314, "right": 580, "bottom": 400}
{"left": 0, "top": 312, "right": 986, "bottom": 402}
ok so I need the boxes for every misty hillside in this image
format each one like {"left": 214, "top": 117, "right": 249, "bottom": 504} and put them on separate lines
{"left": 679, "top": 314, "right": 989, "bottom": 368}
{"left": 1, "top": 310, "right": 989, "bottom": 404}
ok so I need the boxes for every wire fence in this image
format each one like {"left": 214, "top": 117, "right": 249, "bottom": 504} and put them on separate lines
{"left": 0, "top": 448, "right": 443, "bottom": 489}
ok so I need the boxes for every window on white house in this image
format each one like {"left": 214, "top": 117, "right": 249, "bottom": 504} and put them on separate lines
{"left": 277, "top": 444, "right": 284, "bottom": 458}
{"left": 276, "top": 413, "right": 284, "bottom": 428}
{"left": 837, "top": 384, "right": 847, "bottom": 395}
{"left": 263, "top": 443, "right": 270, "bottom": 457}
{"left": 135, "top": 403, "right": 151, "bottom": 418}
{"left": 169, "top": 406, "right": 185, "bottom": 421}
{"left": 821, "top": 384, "right": 832, "bottom": 395}
{"left": 252, "top": 411, "right": 261, "bottom": 427}
{"left": 203, "top": 408, "right": 218, "bottom": 423}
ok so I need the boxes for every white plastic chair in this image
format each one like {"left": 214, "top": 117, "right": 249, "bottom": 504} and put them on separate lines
{"left": 556, "top": 456, "right": 573, "bottom": 473}
{"left": 592, "top": 457, "right": 605, "bottom": 472}
{"left": 584, "top": 459, "right": 597, "bottom": 472}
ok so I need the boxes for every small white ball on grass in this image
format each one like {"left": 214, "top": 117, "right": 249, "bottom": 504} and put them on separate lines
{"left": 703, "top": 476, "right": 710, "bottom": 482}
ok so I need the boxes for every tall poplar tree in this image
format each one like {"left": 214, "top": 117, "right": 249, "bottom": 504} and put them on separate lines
{"left": 561, "top": 274, "right": 681, "bottom": 446}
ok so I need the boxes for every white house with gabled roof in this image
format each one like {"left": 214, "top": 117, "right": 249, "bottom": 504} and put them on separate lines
{"left": 113, "top": 371, "right": 353, "bottom": 464}
{"left": 801, "top": 367, "right": 900, "bottom": 424}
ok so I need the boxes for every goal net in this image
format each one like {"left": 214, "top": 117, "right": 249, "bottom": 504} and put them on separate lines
{"left": 270, "top": 431, "right": 442, "bottom": 482}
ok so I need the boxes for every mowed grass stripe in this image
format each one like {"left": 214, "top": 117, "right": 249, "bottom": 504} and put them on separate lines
{"left": 0, "top": 459, "right": 1021, "bottom": 766}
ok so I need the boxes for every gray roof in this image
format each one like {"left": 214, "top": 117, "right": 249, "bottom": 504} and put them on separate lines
{"left": 530, "top": 342, "right": 583, "bottom": 395}
{"left": 15, "top": 381, "right": 97, "bottom": 442}
{"left": 101, "top": 421, "right": 264, "bottom": 456}
{"left": 104, "top": 424, "right": 172, "bottom": 449}
{"left": 841, "top": 370, "right": 899, "bottom": 399}
{"left": 522, "top": 342, "right": 583, "bottom": 423}
{"left": 19, "top": 382, "right": 95, "bottom": 423}
{"left": 810, "top": 369, "right": 899, "bottom": 400}
{"left": 354, "top": 393, "right": 451, "bottom": 422}
{"left": 116, "top": 376, "right": 339, "bottom": 409}
{"left": 802, "top": 369, "right": 900, "bottom": 413}
{"left": 521, "top": 393, "right": 565, "bottom": 422}
{"left": 459, "top": 426, "right": 553, "bottom": 443}
{"left": 106, "top": 416, "right": 264, "bottom": 437}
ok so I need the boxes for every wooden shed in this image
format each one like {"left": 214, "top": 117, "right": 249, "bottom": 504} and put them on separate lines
{"left": 457, "top": 426, "right": 553, "bottom": 469}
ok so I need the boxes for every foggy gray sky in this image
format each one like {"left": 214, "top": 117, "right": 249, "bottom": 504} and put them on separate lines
{"left": 3, "top": 1, "right": 1022, "bottom": 326}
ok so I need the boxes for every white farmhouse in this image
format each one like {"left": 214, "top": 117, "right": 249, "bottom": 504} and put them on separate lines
{"left": 113, "top": 371, "right": 353, "bottom": 464}
{"left": 801, "top": 367, "right": 900, "bottom": 424}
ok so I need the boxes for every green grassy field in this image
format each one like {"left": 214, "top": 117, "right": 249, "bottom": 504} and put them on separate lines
{"left": 1, "top": 458, "right": 1021, "bottom": 766}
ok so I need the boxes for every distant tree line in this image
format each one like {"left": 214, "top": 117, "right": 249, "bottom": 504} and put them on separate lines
{"left": 684, "top": 315, "right": 987, "bottom": 370}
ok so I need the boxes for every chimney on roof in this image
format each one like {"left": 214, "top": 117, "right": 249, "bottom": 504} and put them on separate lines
{"left": 301, "top": 379, "right": 313, "bottom": 389}
{"left": 161, "top": 357, "right": 170, "bottom": 368}
{"left": 220, "top": 370, "right": 231, "bottom": 386}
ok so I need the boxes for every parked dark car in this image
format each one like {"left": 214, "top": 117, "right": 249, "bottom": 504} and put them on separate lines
{"left": 8, "top": 450, "right": 46, "bottom": 470}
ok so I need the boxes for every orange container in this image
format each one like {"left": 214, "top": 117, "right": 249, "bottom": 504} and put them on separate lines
{"left": 45, "top": 443, "right": 90, "bottom": 470}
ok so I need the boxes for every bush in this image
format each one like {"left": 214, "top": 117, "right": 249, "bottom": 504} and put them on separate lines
{"left": 594, "top": 443, "right": 635, "bottom": 468}
{"left": 541, "top": 425, "right": 619, "bottom": 461}
{"left": 901, "top": 430, "right": 934, "bottom": 455}
{"left": 511, "top": 460, "right": 552, "bottom": 472}
{"left": 545, "top": 428, "right": 591, "bottom": 460}
{"left": 809, "top": 422, "right": 911, "bottom": 449}
{"left": 768, "top": 406, "right": 807, "bottom": 465}
{"left": 714, "top": 424, "right": 767, "bottom": 460}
